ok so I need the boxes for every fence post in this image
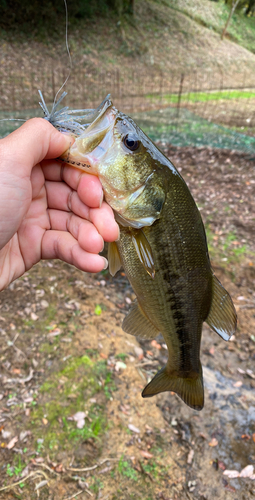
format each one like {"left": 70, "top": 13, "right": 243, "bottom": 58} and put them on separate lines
{"left": 176, "top": 73, "right": 184, "bottom": 120}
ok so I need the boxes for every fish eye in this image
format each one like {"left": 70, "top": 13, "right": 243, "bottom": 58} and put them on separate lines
{"left": 123, "top": 135, "right": 140, "bottom": 152}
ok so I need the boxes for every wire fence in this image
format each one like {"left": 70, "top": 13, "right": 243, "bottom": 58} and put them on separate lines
{"left": 0, "top": 63, "right": 255, "bottom": 152}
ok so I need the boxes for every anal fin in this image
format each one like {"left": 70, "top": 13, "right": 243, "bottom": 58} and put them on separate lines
{"left": 108, "top": 241, "right": 122, "bottom": 276}
{"left": 122, "top": 300, "right": 160, "bottom": 339}
{"left": 142, "top": 365, "right": 204, "bottom": 411}
{"left": 206, "top": 275, "right": 237, "bottom": 341}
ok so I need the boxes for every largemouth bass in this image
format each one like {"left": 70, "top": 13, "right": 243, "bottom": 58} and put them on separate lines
{"left": 60, "top": 96, "right": 237, "bottom": 411}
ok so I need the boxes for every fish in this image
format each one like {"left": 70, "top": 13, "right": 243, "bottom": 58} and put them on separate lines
{"left": 59, "top": 95, "right": 237, "bottom": 411}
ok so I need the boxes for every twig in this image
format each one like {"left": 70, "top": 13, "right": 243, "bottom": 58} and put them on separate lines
{"left": 0, "top": 470, "right": 48, "bottom": 492}
{"left": 67, "top": 457, "right": 118, "bottom": 473}
{"left": 64, "top": 489, "right": 92, "bottom": 500}
{"left": 135, "top": 360, "right": 159, "bottom": 367}
{"left": 32, "top": 462, "right": 59, "bottom": 476}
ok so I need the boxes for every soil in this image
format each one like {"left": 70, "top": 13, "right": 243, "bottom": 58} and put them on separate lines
{"left": 0, "top": 146, "right": 255, "bottom": 500}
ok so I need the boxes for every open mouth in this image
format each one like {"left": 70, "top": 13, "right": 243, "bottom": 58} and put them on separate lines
{"left": 60, "top": 96, "right": 118, "bottom": 174}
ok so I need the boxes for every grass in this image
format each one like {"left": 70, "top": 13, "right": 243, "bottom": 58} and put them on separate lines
{"left": 167, "top": 0, "right": 255, "bottom": 54}
{"left": 205, "top": 226, "right": 252, "bottom": 267}
{"left": 118, "top": 456, "right": 138, "bottom": 481}
{"left": 28, "top": 355, "right": 115, "bottom": 458}
{"left": 147, "top": 89, "right": 255, "bottom": 104}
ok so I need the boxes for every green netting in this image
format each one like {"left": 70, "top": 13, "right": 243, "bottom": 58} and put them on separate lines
{"left": 132, "top": 107, "right": 255, "bottom": 154}
{"left": 1, "top": 106, "right": 255, "bottom": 154}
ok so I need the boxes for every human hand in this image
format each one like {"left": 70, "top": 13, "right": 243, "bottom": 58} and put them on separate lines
{"left": 0, "top": 118, "right": 119, "bottom": 291}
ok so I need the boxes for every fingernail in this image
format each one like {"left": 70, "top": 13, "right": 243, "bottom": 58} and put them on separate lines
{"left": 102, "top": 257, "right": 108, "bottom": 270}
{"left": 99, "top": 191, "right": 104, "bottom": 208}
{"left": 115, "top": 226, "right": 120, "bottom": 241}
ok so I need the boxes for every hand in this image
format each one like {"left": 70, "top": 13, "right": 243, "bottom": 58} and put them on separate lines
{"left": 0, "top": 118, "right": 119, "bottom": 291}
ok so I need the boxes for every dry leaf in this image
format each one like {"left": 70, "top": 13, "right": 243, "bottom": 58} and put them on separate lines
{"left": 187, "top": 449, "right": 194, "bottom": 464}
{"left": 100, "top": 353, "right": 107, "bottom": 359}
{"left": 42, "top": 418, "right": 48, "bottom": 425}
{"left": 233, "top": 381, "right": 243, "bottom": 388}
{"left": 223, "top": 470, "right": 240, "bottom": 478}
{"left": 7, "top": 436, "right": 18, "bottom": 449}
{"left": 208, "top": 438, "right": 218, "bottom": 447}
{"left": 239, "top": 465, "right": 254, "bottom": 478}
{"left": 128, "top": 424, "right": 140, "bottom": 434}
{"left": 140, "top": 450, "right": 153, "bottom": 459}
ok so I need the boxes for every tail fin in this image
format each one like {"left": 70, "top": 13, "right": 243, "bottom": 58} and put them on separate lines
{"left": 142, "top": 366, "right": 204, "bottom": 411}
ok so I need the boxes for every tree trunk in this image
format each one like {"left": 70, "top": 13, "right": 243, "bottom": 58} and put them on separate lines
{"left": 221, "top": 0, "right": 240, "bottom": 40}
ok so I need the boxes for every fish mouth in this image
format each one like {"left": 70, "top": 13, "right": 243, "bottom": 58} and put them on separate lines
{"left": 60, "top": 95, "right": 117, "bottom": 173}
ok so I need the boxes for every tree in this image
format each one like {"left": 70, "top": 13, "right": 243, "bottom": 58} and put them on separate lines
{"left": 221, "top": 0, "right": 241, "bottom": 40}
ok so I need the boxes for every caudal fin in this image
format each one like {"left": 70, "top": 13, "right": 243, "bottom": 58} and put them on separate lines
{"left": 142, "top": 366, "right": 204, "bottom": 411}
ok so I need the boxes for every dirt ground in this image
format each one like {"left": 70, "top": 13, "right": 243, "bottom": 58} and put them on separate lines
{"left": 0, "top": 146, "right": 255, "bottom": 500}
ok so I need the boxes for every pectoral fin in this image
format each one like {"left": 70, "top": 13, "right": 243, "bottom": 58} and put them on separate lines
{"left": 206, "top": 275, "right": 237, "bottom": 341}
{"left": 131, "top": 229, "right": 155, "bottom": 278}
{"left": 122, "top": 300, "right": 160, "bottom": 339}
{"left": 142, "top": 365, "right": 204, "bottom": 411}
{"left": 108, "top": 241, "right": 122, "bottom": 276}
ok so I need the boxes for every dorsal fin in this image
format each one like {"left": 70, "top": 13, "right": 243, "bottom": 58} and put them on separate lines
{"left": 206, "top": 275, "right": 237, "bottom": 341}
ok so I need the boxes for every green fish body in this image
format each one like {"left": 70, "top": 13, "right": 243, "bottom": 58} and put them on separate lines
{"left": 60, "top": 97, "right": 237, "bottom": 410}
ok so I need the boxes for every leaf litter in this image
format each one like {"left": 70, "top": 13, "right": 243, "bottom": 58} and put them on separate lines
{"left": 0, "top": 147, "right": 254, "bottom": 499}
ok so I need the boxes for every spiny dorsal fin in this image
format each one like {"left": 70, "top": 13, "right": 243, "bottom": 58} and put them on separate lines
{"left": 206, "top": 275, "right": 237, "bottom": 341}
{"left": 142, "top": 365, "right": 204, "bottom": 411}
{"left": 108, "top": 241, "right": 122, "bottom": 276}
{"left": 130, "top": 229, "right": 155, "bottom": 279}
{"left": 122, "top": 300, "right": 160, "bottom": 339}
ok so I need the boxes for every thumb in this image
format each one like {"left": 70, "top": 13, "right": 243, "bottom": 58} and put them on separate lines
{"left": 0, "top": 117, "right": 72, "bottom": 176}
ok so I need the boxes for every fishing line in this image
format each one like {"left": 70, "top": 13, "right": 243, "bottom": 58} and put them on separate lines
{"left": 52, "top": 0, "right": 72, "bottom": 107}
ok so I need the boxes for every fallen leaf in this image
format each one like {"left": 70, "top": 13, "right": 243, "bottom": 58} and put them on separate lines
{"left": 209, "top": 438, "right": 218, "bottom": 447}
{"left": 94, "top": 304, "right": 102, "bottom": 316}
{"left": 239, "top": 465, "right": 254, "bottom": 478}
{"left": 187, "top": 449, "right": 194, "bottom": 464}
{"left": 140, "top": 450, "right": 153, "bottom": 459}
{"left": 151, "top": 340, "right": 161, "bottom": 349}
{"left": 47, "top": 328, "right": 62, "bottom": 338}
{"left": 72, "top": 411, "right": 87, "bottom": 429}
{"left": 209, "top": 346, "right": 215, "bottom": 356}
{"left": 100, "top": 353, "right": 107, "bottom": 359}
{"left": 218, "top": 461, "right": 226, "bottom": 471}
{"left": 7, "top": 436, "right": 18, "bottom": 449}
{"left": 223, "top": 470, "right": 240, "bottom": 478}
{"left": 241, "top": 434, "right": 250, "bottom": 440}
{"left": 134, "top": 346, "right": 143, "bottom": 359}
{"left": 42, "top": 418, "right": 48, "bottom": 425}
{"left": 233, "top": 381, "right": 243, "bottom": 388}
{"left": 252, "top": 433, "right": 255, "bottom": 443}
{"left": 115, "top": 361, "right": 127, "bottom": 371}
{"left": 40, "top": 300, "right": 49, "bottom": 309}
{"left": 31, "top": 312, "right": 39, "bottom": 321}
{"left": 128, "top": 424, "right": 140, "bottom": 434}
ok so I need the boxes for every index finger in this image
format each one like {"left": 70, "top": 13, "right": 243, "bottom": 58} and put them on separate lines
{"left": 42, "top": 160, "right": 103, "bottom": 209}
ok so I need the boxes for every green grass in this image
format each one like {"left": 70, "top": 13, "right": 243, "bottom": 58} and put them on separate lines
{"left": 118, "top": 456, "right": 138, "bottom": 481}
{"left": 28, "top": 355, "right": 115, "bottom": 458}
{"left": 167, "top": 0, "right": 255, "bottom": 54}
{"left": 147, "top": 89, "right": 255, "bottom": 104}
{"left": 205, "top": 226, "right": 252, "bottom": 266}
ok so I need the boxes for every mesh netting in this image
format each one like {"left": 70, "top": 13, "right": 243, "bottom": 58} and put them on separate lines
{"left": 1, "top": 106, "right": 255, "bottom": 154}
{"left": 131, "top": 107, "right": 255, "bottom": 154}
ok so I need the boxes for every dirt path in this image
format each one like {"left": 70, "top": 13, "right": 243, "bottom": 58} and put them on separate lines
{"left": 0, "top": 147, "right": 254, "bottom": 499}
